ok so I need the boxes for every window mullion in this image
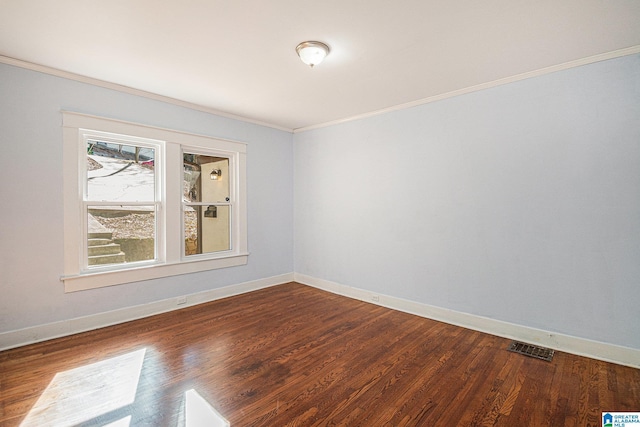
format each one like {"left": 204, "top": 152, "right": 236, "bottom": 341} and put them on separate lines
{"left": 165, "top": 142, "right": 182, "bottom": 264}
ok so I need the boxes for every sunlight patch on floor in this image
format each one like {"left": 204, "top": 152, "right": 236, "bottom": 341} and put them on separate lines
{"left": 20, "top": 349, "right": 146, "bottom": 427}
{"left": 184, "top": 389, "right": 230, "bottom": 427}
{"left": 104, "top": 415, "right": 132, "bottom": 427}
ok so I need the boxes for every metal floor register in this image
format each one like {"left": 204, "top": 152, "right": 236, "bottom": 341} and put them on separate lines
{"left": 507, "top": 340, "right": 555, "bottom": 362}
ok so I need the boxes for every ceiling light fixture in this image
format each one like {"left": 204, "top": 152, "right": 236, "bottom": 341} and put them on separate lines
{"left": 295, "top": 41, "right": 330, "bottom": 68}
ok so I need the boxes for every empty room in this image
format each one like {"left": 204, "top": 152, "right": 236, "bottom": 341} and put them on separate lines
{"left": 1, "top": 1, "right": 639, "bottom": 426}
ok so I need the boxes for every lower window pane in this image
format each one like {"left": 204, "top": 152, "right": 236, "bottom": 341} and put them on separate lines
{"left": 184, "top": 205, "right": 230, "bottom": 256}
{"left": 88, "top": 206, "right": 155, "bottom": 267}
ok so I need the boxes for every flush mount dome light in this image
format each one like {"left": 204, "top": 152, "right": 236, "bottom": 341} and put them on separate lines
{"left": 296, "top": 41, "right": 330, "bottom": 68}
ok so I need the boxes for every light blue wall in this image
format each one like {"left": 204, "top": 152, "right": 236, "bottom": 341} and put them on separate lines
{"left": 294, "top": 54, "right": 640, "bottom": 349}
{"left": 3, "top": 54, "right": 639, "bottom": 350}
{"left": 0, "top": 63, "right": 294, "bottom": 333}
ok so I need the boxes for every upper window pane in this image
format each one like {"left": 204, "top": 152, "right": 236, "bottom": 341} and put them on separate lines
{"left": 183, "top": 153, "right": 229, "bottom": 203}
{"left": 87, "top": 140, "right": 156, "bottom": 202}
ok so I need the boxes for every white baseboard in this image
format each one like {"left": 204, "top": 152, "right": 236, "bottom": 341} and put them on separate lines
{"left": 4, "top": 272, "right": 638, "bottom": 369}
{"left": 0, "top": 273, "right": 294, "bottom": 351}
{"left": 294, "top": 273, "right": 640, "bottom": 369}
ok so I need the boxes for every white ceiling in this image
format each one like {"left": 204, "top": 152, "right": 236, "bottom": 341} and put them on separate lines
{"left": 1, "top": 0, "right": 639, "bottom": 131}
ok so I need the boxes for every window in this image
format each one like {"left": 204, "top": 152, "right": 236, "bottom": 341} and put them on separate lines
{"left": 85, "top": 133, "right": 161, "bottom": 269}
{"left": 63, "top": 112, "right": 248, "bottom": 292}
{"left": 183, "top": 152, "right": 231, "bottom": 257}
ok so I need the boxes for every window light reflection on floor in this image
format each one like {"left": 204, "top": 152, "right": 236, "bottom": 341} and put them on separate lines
{"left": 104, "top": 415, "right": 132, "bottom": 427}
{"left": 20, "top": 349, "right": 146, "bottom": 427}
{"left": 185, "top": 389, "right": 230, "bottom": 427}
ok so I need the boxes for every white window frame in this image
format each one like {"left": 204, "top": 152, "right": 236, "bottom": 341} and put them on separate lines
{"left": 82, "top": 130, "right": 164, "bottom": 272}
{"left": 62, "top": 112, "right": 248, "bottom": 292}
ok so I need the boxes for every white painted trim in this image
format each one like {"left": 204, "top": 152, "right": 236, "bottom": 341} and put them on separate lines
{"left": 62, "top": 111, "right": 249, "bottom": 152}
{"left": 0, "top": 55, "right": 293, "bottom": 133}
{"left": 293, "top": 45, "right": 640, "bottom": 133}
{"left": 0, "top": 273, "right": 294, "bottom": 352}
{"left": 294, "top": 273, "right": 640, "bottom": 369}
{"left": 63, "top": 254, "right": 250, "bottom": 292}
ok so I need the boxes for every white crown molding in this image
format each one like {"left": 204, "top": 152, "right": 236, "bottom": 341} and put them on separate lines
{"left": 0, "top": 55, "right": 293, "bottom": 133}
{"left": 293, "top": 45, "right": 640, "bottom": 133}
{"left": 294, "top": 273, "right": 640, "bottom": 369}
{"left": 0, "top": 273, "right": 294, "bottom": 351}
{"left": 3, "top": 46, "right": 639, "bottom": 135}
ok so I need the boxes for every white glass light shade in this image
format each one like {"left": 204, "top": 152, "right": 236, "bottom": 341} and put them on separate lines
{"left": 296, "top": 41, "right": 330, "bottom": 68}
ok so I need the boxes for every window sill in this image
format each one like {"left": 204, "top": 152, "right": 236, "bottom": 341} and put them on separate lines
{"left": 62, "top": 253, "right": 249, "bottom": 292}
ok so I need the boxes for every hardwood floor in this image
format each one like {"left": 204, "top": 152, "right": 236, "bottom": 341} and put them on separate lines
{"left": 1, "top": 282, "right": 638, "bottom": 426}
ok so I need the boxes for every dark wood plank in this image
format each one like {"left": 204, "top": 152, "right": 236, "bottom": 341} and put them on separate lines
{"left": 1, "top": 282, "right": 638, "bottom": 426}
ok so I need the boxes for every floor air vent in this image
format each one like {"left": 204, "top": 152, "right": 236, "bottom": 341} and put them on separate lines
{"left": 507, "top": 341, "right": 554, "bottom": 362}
